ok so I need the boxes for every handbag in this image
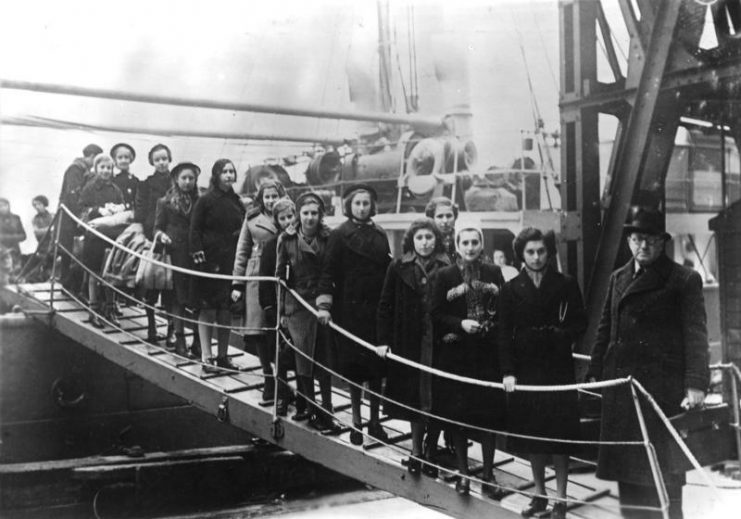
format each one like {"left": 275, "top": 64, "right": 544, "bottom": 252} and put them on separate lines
{"left": 135, "top": 233, "right": 173, "bottom": 291}
{"left": 667, "top": 403, "right": 736, "bottom": 470}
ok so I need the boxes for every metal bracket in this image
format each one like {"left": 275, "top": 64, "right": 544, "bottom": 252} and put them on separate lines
{"left": 216, "top": 396, "right": 229, "bottom": 423}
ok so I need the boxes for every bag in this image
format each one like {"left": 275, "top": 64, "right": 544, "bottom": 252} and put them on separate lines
{"left": 668, "top": 403, "right": 736, "bottom": 470}
{"left": 135, "top": 234, "right": 173, "bottom": 291}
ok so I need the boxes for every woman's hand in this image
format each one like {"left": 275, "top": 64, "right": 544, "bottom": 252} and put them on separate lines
{"left": 230, "top": 289, "right": 242, "bottom": 302}
{"left": 446, "top": 283, "right": 467, "bottom": 301}
{"left": 461, "top": 319, "right": 481, "bottom": 334}
{"left": 192, "top": 250, "right": 206, "bottom": 264}
{"left": 503, "top": 375, "right": 516, "bottom": 393}
{"left": 681, "top": 388, "right": 705, "bottom": 410}
{"left": 375, "top": 345, "right": 390, "bottom": 358}
{"left": 159, "top": 232, "right": 172, "bottom": 246}
{"left": 317, "top": 309, "right": 332, "bottom": 325}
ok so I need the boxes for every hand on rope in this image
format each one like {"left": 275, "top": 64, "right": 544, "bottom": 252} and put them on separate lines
{"left": 230, "top": 289, "right": 243, "bottom": 302}
{"left": 317, "top": 309, "right": 332, "bottom": 325}
{"left": 158, "top": 232, "right": 172, "bottom": 246}
{"left": 502, "top": 375, "right": 516, "bottom": 393}
{"left": 374, "top": 345, "right": 390, "bottom": 359}
{"left": 681, "top": 388, "right": 705, "bottom": 410}
{"left": 191, "top": 250, "right": 205, "bottom": 265}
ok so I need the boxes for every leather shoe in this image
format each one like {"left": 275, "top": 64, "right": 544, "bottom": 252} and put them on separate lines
{"left": 551, "top": 502, "right": 567, "bottom": 519}
{"left": 292, "top": 410, "right": 312, "bottom": 421}
{"left": 367, "top": 421, "right": 388, "bottom": 442}
{"left": 455, "top": 475, "right": 470, "bottom": 496}
{"left": 349, "top": 429, "right": 363, "bottom": 445}
{"left": 521, "top": 496, "right": 548, "bottom": 517}
{"left": 214, "top": 356, "right": 241, "bottom": 371}
{"left": 481, "top": 477, "right": 508, "bottom": 500}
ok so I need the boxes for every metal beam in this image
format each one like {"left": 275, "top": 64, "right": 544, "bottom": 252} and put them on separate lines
{"left": 582, "top": 0, "right": 683, "bottom": 352}
{"left": 0, "top": 79, "right": 444, "bottom": 132}
{"left": 596, "top": 0, "right": 625, "bottom": 81}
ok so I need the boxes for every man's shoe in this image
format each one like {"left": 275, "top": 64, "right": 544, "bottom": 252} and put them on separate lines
{"left": 481, "top": 477, "right": 508, "bottom": 500}
{"left": 521, "top": 496, "right": 548, "bottom": 517}
{"left": 551, "top": 502, "right": 567, "bottom": 519}
{"left": 367, "top": 421, "right": 389, "bottom": 442}
{"left": 214, "top": 356, "right": 241, "bottom": 371}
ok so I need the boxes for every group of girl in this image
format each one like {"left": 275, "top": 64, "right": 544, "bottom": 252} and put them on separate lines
{"left": 75, "top": 144, "right": 586, "bottom": 519}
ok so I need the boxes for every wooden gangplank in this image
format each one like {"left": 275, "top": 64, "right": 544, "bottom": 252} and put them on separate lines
{"left": 2, "top": 282, "right": 621, "bottom": 519}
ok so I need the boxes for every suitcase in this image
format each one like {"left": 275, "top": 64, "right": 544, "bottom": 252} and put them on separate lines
{"left": 668, "top": 403, "right": 736, "bottom": 470}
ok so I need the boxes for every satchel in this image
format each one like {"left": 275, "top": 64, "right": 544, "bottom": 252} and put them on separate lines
{"left": 668, "top": 404, "right": 736, "bottom": 470}
{"left": 135, "top": 234, "right": 173, "bottom": 291}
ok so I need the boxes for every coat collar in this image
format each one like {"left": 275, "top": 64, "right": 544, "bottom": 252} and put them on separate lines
{"left": 398, "top": 252, "right": 449, "bottom": 290}
{"left": 615, "top": 255, "right": 673, "bottom": 302}
{"left": 510, "top": 266, "right": 565, "bottom": 303}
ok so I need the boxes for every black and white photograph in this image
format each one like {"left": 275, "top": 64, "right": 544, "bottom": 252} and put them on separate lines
{"left": 1, "top": 0, "right": 741, "bottom": 517}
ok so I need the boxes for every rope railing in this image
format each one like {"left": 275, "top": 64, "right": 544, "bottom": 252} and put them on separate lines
{"left": 31, "top": 205, "right": 734, "bottom": 515}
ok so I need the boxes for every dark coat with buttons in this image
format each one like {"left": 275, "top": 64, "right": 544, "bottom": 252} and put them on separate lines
{"left": 587, "top": 254, "right": 709, "bottom": 486}
{"left": 135, "top": 170, "right": 171, "bottom": 240}
{"left": 377, "top": 252, "right": 450, "bottom": 421}
{"left": 498, "top": 267, "right": 587, "bottom": 454}
{"left": 318, "top": 219, "right": 391, "bottom": 382}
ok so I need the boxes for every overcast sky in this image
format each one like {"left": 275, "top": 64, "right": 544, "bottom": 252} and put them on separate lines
{"left": 0, "top": 0, "right": 633, "bottom": 252}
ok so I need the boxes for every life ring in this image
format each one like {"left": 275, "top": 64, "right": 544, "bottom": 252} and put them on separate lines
{"left": 51, "top": 376, "right": 87, "bottom": 408}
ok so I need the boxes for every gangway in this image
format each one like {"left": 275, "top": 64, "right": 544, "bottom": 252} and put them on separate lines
{"left": 1, "top": 281, "right": 624, "bottom": 519}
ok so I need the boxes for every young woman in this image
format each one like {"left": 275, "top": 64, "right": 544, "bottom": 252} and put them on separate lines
{"left": 499, "top": 228, "right": 586, "bottom": 519}
{"left": 429, "top": 217, "right": 507, "bottom": 498}
{"left": 231, "top": 180, "right": 286, "bottom": 403}
{"left": 317, "top": 184, "right": 390, "bottom": 445}
{"left": 190, "top": 159, "right": 245, "bottom": 372}
{"left": 377, "top": 218, "right": 450, "bottom": 476}
{"left": 155, "top": 162, "right": 200, "bottom": 357}
{"left": 276, "top": 192, "right": 341, "bottom": 434}
{"left": 425, "top": 196, "right": 458, "bottom": 261}
{"left": 110, "top": 142, "right": 139, "bottom": 210}
{"left": 78, "top": 154, "right": 125, "bottom": 327}
{"left": 257, "top": 197, "right": 296, "bottom": 414}
{"left": 134, "top": 143, "right": 173, "bottom": 344}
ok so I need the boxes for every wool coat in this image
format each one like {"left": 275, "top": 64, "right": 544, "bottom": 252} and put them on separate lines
{"left": 78, "top": 179, "right": 125, "bottom": 272}
{"left": 377, "top": 251, "right": 450, "bottom": 422}
{"left": 113, "top": 172, "right": 140, "bottom": 210}
{"left": 498, "top": 267, "right": 587, "bottom": 454}
{"left": 587, "top": 254, "right": 710, "bottom": 486}
{"left": 232, "top": 210, "right": 278, "bottom": 336}
{"left": 154, "top": 194, "right": 197, "bottom": 305}
{"left": 135, "top": 171, "right": 171, "bottom": 240}
{"left": 318, "top": 219, "right": 391, "bottom": 382}
{"left": 429, "top": 262, "right": 506, "bottom": 430}
{"left": 189, "top": 187, "right": 245, "bottom": 310}
{"left": 275, "top": 225, "right": 333, "bottom": 376}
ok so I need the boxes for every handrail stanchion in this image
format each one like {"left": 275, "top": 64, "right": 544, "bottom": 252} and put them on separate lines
{"left": 48, "top": 207, "right": 64, "bottom": 309}
{"left": 273, "top": 280, "right": 282, "bottom": 420}
{"left": 630, "top": 381, "right": 670, "bottom": 519}
{"left": 730, "top": 370, "right": 741, "bottom": 469}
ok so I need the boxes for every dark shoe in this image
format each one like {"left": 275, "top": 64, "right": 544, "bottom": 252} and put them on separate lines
{"left": 349, "top": 429, "right": 363, "bottom": 445}
{"left": 202, "top": 360, "right": 219, "bottom": 374}
{"left": 551, "top": 502, "right": 567, "bottom": 519}
{"left": 292, "top": 410, "right": 312, "bottom": 421}
{"left": 455, "top": 475, "right": 470, "bottom": 496}
{"left": 276, "top": 399, "right": 288, "bottom": 417}
{"left": 406, "top": 456, "right": 421, "bottom": 476}
{"left": 308, "top": 413, "right": 325, "bottom": 430}
{"left": 89, "top": 312, "right": 105, "bottom": 329}
{"left": 367, "top": 421, "right": 388, "bottom": 443}
{"left": 104, "top": 304, "right": 120, "bottom": 327}
{"left": 319, "top": 415, "right": 343, "bottom": 436}
{"left": 261, "top": 376, "right": 275, "bottom": 405}
{"left": 214, "top": 356, "right": 241, "bottom": 371}
{"left": 521, "top": 496, "right": 548, "bottom": 517}
{"left": 189, "top": 335, "right": 202, "bottom": 359}
{"left": 481, "top": 477, "right": 508, "bottom": 500}
{"left": 174, "top": 334, "right": 188, "bottom": 356}
{"left": 146, "top": 333, "right": 166, "bottom": 345}
{"left": 421, "top": 456, "right": 439, "bottom": 478}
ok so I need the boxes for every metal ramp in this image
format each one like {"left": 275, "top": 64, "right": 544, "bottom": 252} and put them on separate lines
{"left": 2, "top": 282, "right": 622, "bottom": 519}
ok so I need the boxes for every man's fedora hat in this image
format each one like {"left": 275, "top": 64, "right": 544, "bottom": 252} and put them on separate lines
{"left": 624, "top": 207, "right": 671, "bottom": 240}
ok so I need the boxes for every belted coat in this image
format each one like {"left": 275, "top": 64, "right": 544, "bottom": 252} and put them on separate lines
{"left": 587, "top": 254, "right": 709, "bottom": 486}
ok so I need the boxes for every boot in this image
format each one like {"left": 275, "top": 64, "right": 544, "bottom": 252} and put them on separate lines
{"left": 189, "top": 334, "right": 202, "bottom": 359}
{"left": 88, "top": 304, "right": 104, "bottom": 329}
{"left": 174, "top": 333, "right": 188, "bottom": 357}
{"left": 292, "top": 387, "right": 309, "bottom": 421}
{"left": 146, "top": 308, "right": 164, "bottom": 344}
{"left": 261, "top": 375, "right": 275, "bottom": 405}
{"left": 165, "top": 320, "right": 176, "bottom": 350}
{"left": 104, "top": 303, "right": 120, "bottom": 327}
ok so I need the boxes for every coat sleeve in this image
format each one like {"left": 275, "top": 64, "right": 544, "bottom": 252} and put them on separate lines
{"left": 232, "top": 217, "right": 254, "bottom": 281}
{"left": 587, "top": 272, "right": 615, "bottom": 381}
{"left": 316, "top": 228, "right": 342, "bottom": 309}
{"left": 153, "top": 198, "right": 167, "bottom": 236}
{"left": 258, "top": 236, "right": 278, "bottom": 311}
{"left": 134, "top": 178, "right": 148, "bottom": 224}
{"left": 497, "top": 281, "right": 516, "bottom": 377}
{"left": 681, "top": 270, "right": 710, "bottom": 391}
{"left": 430, "top": 269, "right": 463, "bottom": 334}
{"left": 562, "top": 277, "right": 588, "bottom": 343}
{"left": 376, "top": 262, "right": 397, "bottom": 347}
{"left": 189, "top": 196, "right": 207, "bottom": 255}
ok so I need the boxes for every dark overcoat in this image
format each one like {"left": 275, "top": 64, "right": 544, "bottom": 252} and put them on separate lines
{"left": 154, "top": 194, "right": 197, "bottom": 305}
{"left": 318, "top": 219, "right": 391, "bottom": 382}
{"left": 429, "top": 262, "right": 506, "bottom": 430}
{"left": 588, "top": 255, "right": 709, "bottom": 486}
{"left": 189, "top": 187, "right": 245, "bottom": 310}
{"left": 135, "top": 170, "right": 171, "bottom": 240}
{"left": 78, "top": 179, "right": 125, "bottom": 272}
{"left": 377, "top": 252, "right": 450, "bottom": 421}
{"left": 113, "top": 172, "right": 139, "bottom": 209}
{"left": 498, "top": 267, "right": 587, "bottom": 454}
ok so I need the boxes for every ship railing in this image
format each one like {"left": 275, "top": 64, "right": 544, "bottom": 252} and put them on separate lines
{"left": 23, "top": 205, "right": 736, "bottom": 519}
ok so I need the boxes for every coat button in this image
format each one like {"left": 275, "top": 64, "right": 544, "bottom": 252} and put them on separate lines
{"left": 421, "top": 278, "right": 427, "bottom": 285}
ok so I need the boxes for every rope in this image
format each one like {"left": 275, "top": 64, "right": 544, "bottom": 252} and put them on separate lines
{"left": 630, "top": 379, "right": 723, "bottom": 500}
{"left": 277, "top": 329, "right": 642, "bottom": 447}
{"left": 281, "top": 282, "right": 628, "bottom": 393}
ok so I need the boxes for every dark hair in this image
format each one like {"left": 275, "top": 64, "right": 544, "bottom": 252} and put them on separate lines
{"left": 425, "top": 196, "right": 459, "bottom": 219}
{"left": 148, "top": 143, "right": 172, "bottom": 166}
{"left": 82, "top": 143, "right": 103, "bottom": 157}
{"left": 32, "top": 195, "right": 49, "bottom": 207}
{"left": 255, "top": 180, "right": 286, "bottom": 213}
{"left": 513, "top": 227, "right": 557, "bottom": 263}
{"left": 402, "top": 218, "right": 444, "bottom": 255}
{"left": 343, "top": 188, "right": 377, "bottom": 218}
{"left": 208, "top": 159, "right": 236, "bottom": 190}
{"left": 296, "top": 192, "right": 325, "bottom": 220}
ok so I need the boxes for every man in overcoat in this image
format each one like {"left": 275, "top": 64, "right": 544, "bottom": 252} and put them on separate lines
{"left": 587, "top": 207, "right": 709, "bottom": 519}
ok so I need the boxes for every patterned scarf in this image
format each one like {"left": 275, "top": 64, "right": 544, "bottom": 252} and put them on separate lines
{"left": 457, "top": 257, "right": 487, "bottom": 323}
{"left": 164, "top": 185, "right": 197, "bottom": 217}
